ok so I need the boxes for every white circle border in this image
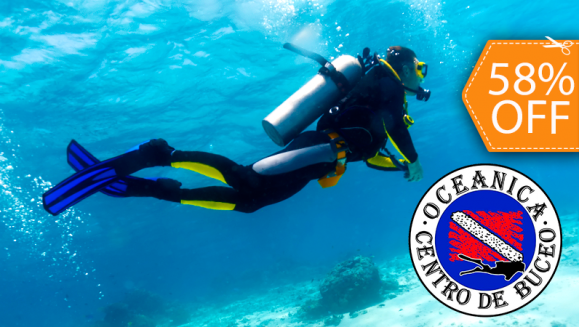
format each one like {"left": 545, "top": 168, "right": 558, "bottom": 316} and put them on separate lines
{"left": 409, "top": 164, "right": 562, "bottom": 317}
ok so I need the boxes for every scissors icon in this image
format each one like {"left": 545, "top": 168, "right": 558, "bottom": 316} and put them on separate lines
{"left": 544, "top": 36, "right": 573, "bottom": 55}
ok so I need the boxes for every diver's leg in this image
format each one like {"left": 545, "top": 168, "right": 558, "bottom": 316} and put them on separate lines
{"left": 113, "top": 140, "right": 250, "bottom": 188}
{"left": 123, "top": 176, "right": 310, "bottom": 213}
{"left": 122, "top": 132, "right": 333, "bottom": 212}
{"left": 170, "top": 150, "right": 254, "bottom": 190}
{"left": 111, "top": 139, "right": 175, "bottom": 175}
{"left": 238, "top": 178, "right": 311, "bottom": 213}
{"left": 121, "top": 176, "right": 245, "bottom": 212}
{"left": 180, "top": 187, "right": 241, "bottom": 211}
{"left": 179, "top": 181, "right": 309, "bottom": 213}
{"left": 123, "top": 177, "right": 183, "bottom": 202}
{"left": 169, "top": 131, "right": 335, "bottom": 189}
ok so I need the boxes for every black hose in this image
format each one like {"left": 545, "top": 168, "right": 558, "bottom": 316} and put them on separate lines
{"left": 283, "top": 43, "right": 328, "bottom": 67}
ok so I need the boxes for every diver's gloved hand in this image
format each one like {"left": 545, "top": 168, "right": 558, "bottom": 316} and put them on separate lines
{"left": 406, "top": 158, "right": 423, "bottom": 182}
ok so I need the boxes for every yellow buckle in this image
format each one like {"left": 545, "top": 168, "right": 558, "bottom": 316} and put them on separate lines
{"left": 318, "top": 132, "right": 348, "bottom": 188}
{"left": 403, "top": 114, "right": 414, "bottom": 128}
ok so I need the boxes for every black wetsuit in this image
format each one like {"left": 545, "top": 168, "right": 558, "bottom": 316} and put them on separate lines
{"left": 166, "top": 131, "right": 335, "bottom": 213}
{"left": 127, "top": 67, "right": 418, "bottom": 213}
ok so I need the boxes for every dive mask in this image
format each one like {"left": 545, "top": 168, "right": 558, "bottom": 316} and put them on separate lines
{"left": 416, "top": 62, "right": 428, "bottom": 79}
{"left": 404, "top": 61, "right": 430, "bottom": 101}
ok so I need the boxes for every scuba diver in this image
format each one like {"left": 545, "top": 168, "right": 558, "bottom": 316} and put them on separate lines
{"left": 43, "top": 44, "right": 430, "bottom": 215}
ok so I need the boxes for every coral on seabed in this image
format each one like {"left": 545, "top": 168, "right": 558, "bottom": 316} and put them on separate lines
{"left": 89, "top": 289, "right": 191, "bottom": 327}
{"left": 323, "top": 314, "right": 343, "bottom": 326}
{"left": 298, "top": 256, "right": 399, "bottom": 319}
{"left": 103, "top": 303, "right": 131, "bottom": 327}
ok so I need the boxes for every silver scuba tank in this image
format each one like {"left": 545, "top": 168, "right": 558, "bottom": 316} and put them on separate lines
{"left": 263, "top": 45, "right": 363, "bottom": 147}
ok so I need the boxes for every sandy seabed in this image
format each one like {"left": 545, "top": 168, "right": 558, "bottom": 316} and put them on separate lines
{"left": 178, "top": 213, "right": 579, "bottom": 327}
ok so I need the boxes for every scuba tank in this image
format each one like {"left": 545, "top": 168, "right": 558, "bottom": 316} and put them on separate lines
{"left": 263, "top": 44, "right": 431, "bottom": 147}
{"left": 263, "top": 43, "right": 363, "bottom": 147}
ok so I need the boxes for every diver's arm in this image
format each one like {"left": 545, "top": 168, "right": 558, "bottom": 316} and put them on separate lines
{"left": 378, "top": 78, "right": 419, "bottom": 164}
{"left": 383, "top": 118, "right": 418, "bottom": 163}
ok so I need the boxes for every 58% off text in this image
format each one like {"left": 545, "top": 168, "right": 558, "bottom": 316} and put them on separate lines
{"left": 489, "top": 62, "right": 575, "bottom": 134}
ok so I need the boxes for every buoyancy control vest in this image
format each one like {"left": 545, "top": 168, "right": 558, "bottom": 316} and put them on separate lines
{"left": 335, "top": 57, "right": 415, "bottom": 129}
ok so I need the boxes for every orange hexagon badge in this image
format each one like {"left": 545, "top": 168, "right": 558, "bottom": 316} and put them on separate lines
{"left": 462, "top": 38, "right": 579, "bottom": 152}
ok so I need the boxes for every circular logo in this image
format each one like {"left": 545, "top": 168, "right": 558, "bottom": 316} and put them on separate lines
{"left": 409, "top": 164, "right": 561, "bottom": 317}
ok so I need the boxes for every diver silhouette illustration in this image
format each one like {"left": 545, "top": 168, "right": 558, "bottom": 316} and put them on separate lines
{"left": 457, "top": 254, "right": 525, "bottom": 281}
{"left": 450, "top": 211, "right": 525, "bottom": 281}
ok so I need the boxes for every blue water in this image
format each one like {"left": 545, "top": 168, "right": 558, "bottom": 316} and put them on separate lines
{"left": 1, "top": 0, "right": 578, "bottom": 326}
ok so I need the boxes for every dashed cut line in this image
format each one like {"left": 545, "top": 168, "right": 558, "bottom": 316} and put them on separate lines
{"left": 490, "top": 42, "right": 579, "bottom": 45}
{"left": 493, "top": 147, "right": 579, "bottom": 150}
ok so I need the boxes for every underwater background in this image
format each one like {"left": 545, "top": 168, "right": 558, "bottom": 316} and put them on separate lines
{"left": 1, "top": 0, "right": 579, "bottom": 326}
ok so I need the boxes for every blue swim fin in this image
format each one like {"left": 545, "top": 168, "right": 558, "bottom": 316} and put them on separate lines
{"left": 43, "top": 154, "right": 121, "bottom": 216}
{"left": 44, "top": 139, "right": 174, "bottom": 215}
{"left": 67, "top": 140, "right": 144, "bottom": 198}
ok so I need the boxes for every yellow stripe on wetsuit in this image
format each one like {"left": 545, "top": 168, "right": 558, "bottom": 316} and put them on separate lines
{"left": 180, "top": 200, "right": 236, "bottom": 210}
{"left": 171, "top": 162, "right": 235, "bottom": 210}
{"left": 171, "top": 162, "right": 228, "bottom": 184}
{"left": 382, "top": 118, "right": 411, "bottom": 163}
